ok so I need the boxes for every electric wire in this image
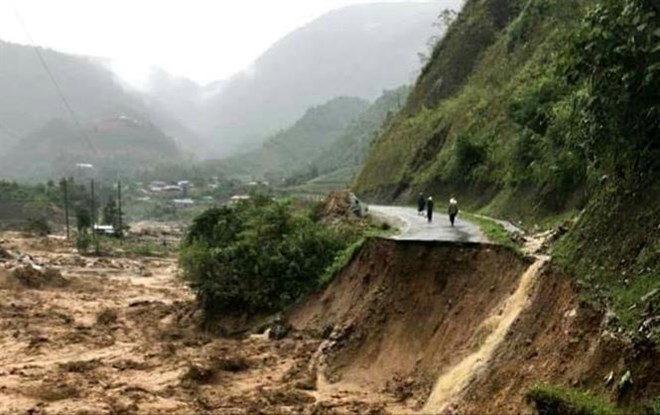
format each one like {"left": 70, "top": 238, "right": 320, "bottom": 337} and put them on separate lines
{"left": 11, "top": 4, "right": 98, "bottom": 156}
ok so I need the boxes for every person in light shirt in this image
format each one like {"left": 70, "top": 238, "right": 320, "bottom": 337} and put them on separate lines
{"left": 448, "top": 197, "right": 459, "bottom": 227}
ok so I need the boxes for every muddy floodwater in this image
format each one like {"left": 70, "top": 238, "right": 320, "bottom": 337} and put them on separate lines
{"left": 0, "top": 232, "right": 391, "bottom": 414}
{"left": 0, "top": 231, "right": 655, "bottom": 414}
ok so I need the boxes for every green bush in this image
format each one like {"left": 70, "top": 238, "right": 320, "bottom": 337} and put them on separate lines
{"left": 76, "top": 209, "right": 92, "bottom": 233}
{"left": 180, "top": 198, "right": 346, "bottom": 320}
{"left": 508, "top": 76, "right": 563, "bottom": 135}
{"left": 648, "top": 397, "right": 660, "bottom": 415}
{"left": 527, "top": 384, "right": 619, "bottom": 415}
{"left": 563, "top": 0, "right": 660, "bottom": 181}
{"left": 446, "top": 132, "right": 489, "bottom": 184}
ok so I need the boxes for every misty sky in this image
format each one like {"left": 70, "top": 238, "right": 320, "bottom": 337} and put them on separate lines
{"left": 0, "top": 0, "right": 442, "bottom": 85}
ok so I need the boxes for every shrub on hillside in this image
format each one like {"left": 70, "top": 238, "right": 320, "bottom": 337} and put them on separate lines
{"left": 563, "top": 0, "right": 660, "bottom": 181}
{"left": 179, "top": 197, "right": 346, "bottom": 320}
{"left": 526, "top": 384, "right": 619, "bottom": 415}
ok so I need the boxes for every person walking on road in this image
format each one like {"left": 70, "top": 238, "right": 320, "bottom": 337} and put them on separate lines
{"left": 417, "top": 192, "right": 426, "bottom": 216}
{"left": 448, "top": 197, "right": 459, "bottom": 227}
{"left": 426, "top": 196, "right": 434, "bottom": 223}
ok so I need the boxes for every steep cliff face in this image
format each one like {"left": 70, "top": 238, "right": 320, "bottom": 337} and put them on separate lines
{"left": 355, "top": 0, "right": 659, "bottom": 343}
{"left": 355, "top": 0, "right": 589, "bottom": 208}
{"left": 356, "top": 0, "right": 658, "bottom": 211}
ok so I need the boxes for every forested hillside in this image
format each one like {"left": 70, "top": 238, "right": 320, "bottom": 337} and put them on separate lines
{"left": 281, "top": 87, "right": 410, "bottom": 192}
{"left": 311, "top": 87, "right": 409, "bottom": 177}
{"left": 0, "top": 40, "right": 188, "bottom": 179}
{"left": 0, "top": 116, "right": 180, "bottom": 179}
{"left": 210, "top": 97, "right": 369, "bottom": 181}
{"left": 356, "top": 0, "right": 659, "bottom": 335}
{"left": 0, "top": 41, "right": 190, "bottom": 154}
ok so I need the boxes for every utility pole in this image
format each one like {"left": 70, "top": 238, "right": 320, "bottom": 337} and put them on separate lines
{"left": 90, "top": 178, "right": 96, "bottom": 226}
{"left": 63, "top": 178, "right": 70, "bottom": 239}
{"left": 90, "top": 178, "right": 98, "bottom": 253}
{"left": 117, "top": 180, "right": 123, "bottom": 238}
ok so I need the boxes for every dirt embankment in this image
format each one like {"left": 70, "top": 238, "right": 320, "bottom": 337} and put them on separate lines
{"left": 2, "top": 230, "right": 657, "bottom": 414}
{"left": 290, "top": 238, "right": 659, "bottom": 413}
{"left": 290, "top": 238, "right": 530, "bottom": 410}
{"left": 455, "top": 264, "right": 660, "bottom": 414}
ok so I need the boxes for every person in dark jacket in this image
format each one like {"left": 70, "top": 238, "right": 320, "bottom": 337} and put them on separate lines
{"left": 448, "top": 197, "right": 459, "bottom": 227}
{"left": 417, "top": 192, "right": 426, "bottom": 216}
{"left": 427, "top": 196, "right": 434, "bottom": 223}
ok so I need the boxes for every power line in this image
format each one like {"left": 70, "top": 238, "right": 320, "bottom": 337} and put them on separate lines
{"left": 11, "top": 4, "right": 98, "bottom": 157}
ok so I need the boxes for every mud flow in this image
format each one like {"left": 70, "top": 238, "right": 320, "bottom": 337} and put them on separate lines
{"left": 291, "top": 238, "right": 535, "bottom": 412}
{"left": 0, "top": 232, "right": 325, "bottom": 414}
{"left": 0, "top": 233, "right": 656, "bottom": 414}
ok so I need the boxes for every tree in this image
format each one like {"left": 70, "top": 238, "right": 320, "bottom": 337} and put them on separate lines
{"left": 564, "top": 0, "right": 660, "bottom": 184}
{"left": 179, "top": 198, "right": 344, "bottom": 321}
{"left": 419, "top": 8, "right": 458, "bottom": 65}
{"left": 76, "top": 209, "right": 92, "bottom": 233}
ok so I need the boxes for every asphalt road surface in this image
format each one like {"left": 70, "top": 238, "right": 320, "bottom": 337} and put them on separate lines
{"left": 369, "top": 205, "right": 486, "bottom": 243}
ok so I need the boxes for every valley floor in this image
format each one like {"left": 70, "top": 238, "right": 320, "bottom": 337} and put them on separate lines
{"left": 0, "top": 232, "right": 390, "bottom": 415}
{"left": 0, "top": 228, "right": 655, "bottom": 414}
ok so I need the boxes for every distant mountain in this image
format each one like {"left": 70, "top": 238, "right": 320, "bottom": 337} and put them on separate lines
{"left": 211, "top": 97, "right": 370, "bottom": 180}
{"left": 135, "top": 67, "right": 212, "bottom": 151}
{"left": 0, "top": 1, "right": 461, "bottom": 168}
{"left": 0, "top": 115, "right": 180, "bottom": 179}
{"left": 277, "top": 86, "right": 410, "bottom": 193}
{"left": 311, "top": 86, "right": 410, "bottom": 176}
{"left": 0, "top": 40, "right": 191, "bottom": 163}
{"left": 198, "top": 1, "right": 461, "bottom": 158}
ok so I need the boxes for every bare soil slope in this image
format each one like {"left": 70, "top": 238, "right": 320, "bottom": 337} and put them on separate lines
{"left": 291, "top": 238, "right": 530, "bottom": 410}
{"left": 455, "top": 265, "right": 660, "bottom": 414}
{"left": 290, "top": 238, "right": 659, "bottom": 413}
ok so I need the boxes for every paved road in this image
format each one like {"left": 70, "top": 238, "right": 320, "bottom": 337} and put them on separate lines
{"left": 369, "top": 205, "right": 486, "bottom": 243}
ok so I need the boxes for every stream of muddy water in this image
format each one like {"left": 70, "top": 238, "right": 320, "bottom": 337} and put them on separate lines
{"left": 422, "top": 256, "right": 549, "bottom": 413}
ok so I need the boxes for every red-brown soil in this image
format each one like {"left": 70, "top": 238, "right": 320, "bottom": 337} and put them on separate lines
{"left": 0, "top": 232, "right": 381, "bottom": 415}
{"left": 290, "top": 238, "right": 659, "bottom": 413}
{"left": 1, "top": 232, "right": 657, "bottom": 414}
{"left": 290, "top": 238, "right": 531, "bottom": 411}
{"left": 455, "top": 265, "right": 660, "bottom": 414}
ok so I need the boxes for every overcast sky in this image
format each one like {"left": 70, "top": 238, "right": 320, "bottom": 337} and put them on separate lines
{"left": 0, "top": 0, "right": 442, "bottom": 85}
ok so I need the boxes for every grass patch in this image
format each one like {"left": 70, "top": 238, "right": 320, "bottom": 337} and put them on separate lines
{"left": 527, "top": 384, "right": 619, "bottom": 415}
{"left": 318, "top": 218, "right": 396, "bottom": 289}
{"left": 124, "top": 241, "right": 172, "bottom": 257}
{"left": 314, "top": 204, "right": 399, "bottom": 288}
{"left": 94, "top": 236, "right": 177, "bottom": 258}
{"left": 554, "top": 237, "right": 660, "bottom": 337}
{"left": 318, "top": 237, "right": 368, "bottom": 288}
{"left": 649, "top": 397, "right": 660, "bottom": 415}
{"left": 552, "top": 183, "right": 660, "bottom": 339}
{"left": 463, "top": 212, "right": 522, "bottom": 252}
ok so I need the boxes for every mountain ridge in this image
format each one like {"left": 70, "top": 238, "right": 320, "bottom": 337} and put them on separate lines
{"left": 196, "top": 1, "right": 461, "bottom": 158}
